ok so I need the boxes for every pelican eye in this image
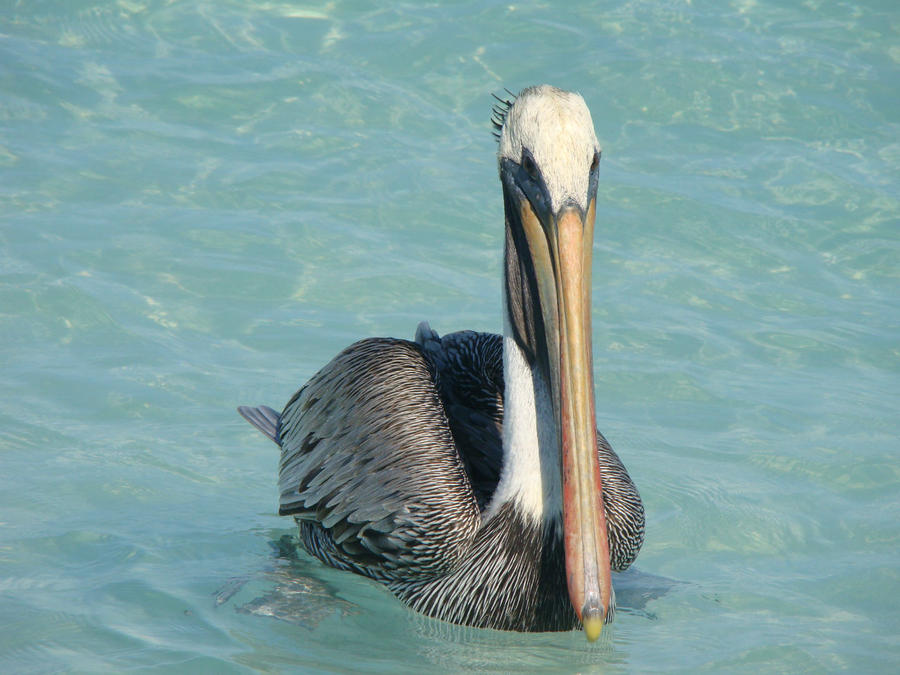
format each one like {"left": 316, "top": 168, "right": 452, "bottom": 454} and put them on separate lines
{"left": 590, "top": 151, "right": 601, "bottom": 172}
{"left": 521, "top": 152, "right": 539, "bottom": 180}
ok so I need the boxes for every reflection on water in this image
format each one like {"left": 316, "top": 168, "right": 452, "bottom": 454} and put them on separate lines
{"left": 225, "top": 536, "right": 356, "bottom": 629}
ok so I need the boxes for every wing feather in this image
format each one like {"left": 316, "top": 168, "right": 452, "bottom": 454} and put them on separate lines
{"left": 277, "top": 337, "right": 481, "bottom": 580}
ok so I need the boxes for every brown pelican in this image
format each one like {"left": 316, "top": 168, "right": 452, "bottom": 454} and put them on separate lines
{"left": 238, "top": 85, "right": 644, "bottom": 641}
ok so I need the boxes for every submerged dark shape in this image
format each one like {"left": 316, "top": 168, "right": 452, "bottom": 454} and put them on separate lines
{"left": 239, "top": 85, "right": 644, "bottom": 640}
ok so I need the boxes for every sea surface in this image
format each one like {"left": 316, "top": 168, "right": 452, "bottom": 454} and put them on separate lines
{"left": 1, "top": 1, "right": 898, "bottom": 672}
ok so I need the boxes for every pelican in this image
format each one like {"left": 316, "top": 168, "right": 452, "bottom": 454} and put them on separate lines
{"left": 238, "top": 85, "right": 644, "bottom": 641}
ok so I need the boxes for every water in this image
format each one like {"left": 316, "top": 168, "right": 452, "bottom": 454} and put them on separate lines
{"left": 1, "top": 1, "right": 897, "bottom": 672}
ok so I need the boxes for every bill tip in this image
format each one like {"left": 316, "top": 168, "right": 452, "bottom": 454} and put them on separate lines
{"left": 583, "top": 615, "right": 603, "bottom": 642}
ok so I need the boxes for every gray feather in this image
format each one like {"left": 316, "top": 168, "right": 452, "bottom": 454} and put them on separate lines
{"left": 276, "top": 338, "right": 481, "bottom": 580}
{"left": 237, "top": 405, "right": 281, "bottom": 444}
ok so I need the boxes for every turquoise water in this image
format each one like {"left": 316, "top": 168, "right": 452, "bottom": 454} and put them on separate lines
{"left": 2, "top": 0, "right": 898, "bottom": 671}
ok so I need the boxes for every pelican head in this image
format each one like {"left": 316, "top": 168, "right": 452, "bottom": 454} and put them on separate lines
{"left": 496, "top": 85, "right": 609, "bottom": 640}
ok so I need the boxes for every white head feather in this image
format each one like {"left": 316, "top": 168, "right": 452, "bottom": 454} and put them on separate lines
{"left": 498, "top": 85, "right": 601, "bottom": 213}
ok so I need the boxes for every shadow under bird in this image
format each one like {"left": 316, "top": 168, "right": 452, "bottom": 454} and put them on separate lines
{"left": 238, "top": 84, "right": 645, "bottom": 641}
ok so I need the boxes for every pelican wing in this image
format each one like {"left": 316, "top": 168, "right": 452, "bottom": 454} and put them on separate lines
{"left": 276, "top": 338, "right": 481, "bottom": 580}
